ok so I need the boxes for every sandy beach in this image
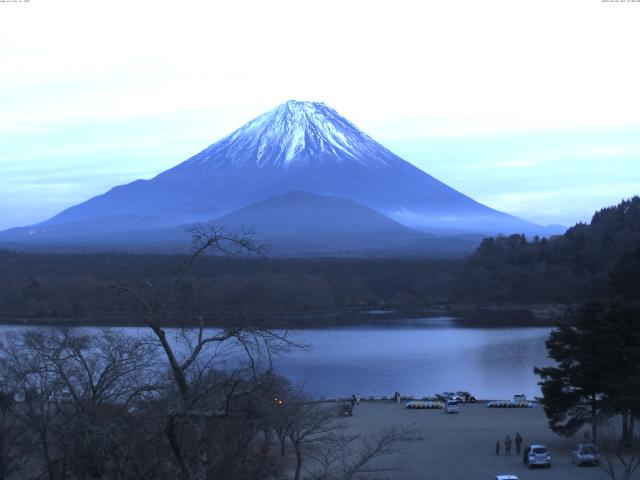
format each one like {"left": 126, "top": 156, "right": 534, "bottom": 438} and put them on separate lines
{"left": 338, "top": 401, "right": 609, "bottom": 480}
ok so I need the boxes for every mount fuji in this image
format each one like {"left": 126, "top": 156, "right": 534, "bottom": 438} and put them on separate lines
{"left": 0, "top": 100, "right": 559, "bottom": 254}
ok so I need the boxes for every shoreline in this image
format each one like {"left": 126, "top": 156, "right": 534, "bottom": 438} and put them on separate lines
{"left": 0, "top": 304, "right": 567, "bottom": 329}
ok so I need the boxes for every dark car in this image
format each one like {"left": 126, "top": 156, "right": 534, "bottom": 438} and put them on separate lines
{"left": 438, "top": 392, "right": 462, "bottom": 403}
{"left": 572, "top": 443, "right": 599, "bottom": 466}
{"left": 456, "top": 391, "right": 477, "bottom": 403}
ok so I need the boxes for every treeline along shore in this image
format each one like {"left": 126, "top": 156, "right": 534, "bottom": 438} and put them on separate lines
{"left": 0, "top": 196, "right": 639, "bottom": 327}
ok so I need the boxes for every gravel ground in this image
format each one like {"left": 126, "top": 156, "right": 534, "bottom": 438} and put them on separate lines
{"left": 339, "top": 401, "right": 609, "bottom": 480}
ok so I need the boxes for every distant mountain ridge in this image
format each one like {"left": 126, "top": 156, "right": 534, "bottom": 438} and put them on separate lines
{"left": 210, "top": 191, "right": 437, "bottom": 255}
{"left": 215, "top": 190, "right": 416, "bottom": 236}
{"left": 0, "top": 100, "right": 563, "bottom": 254}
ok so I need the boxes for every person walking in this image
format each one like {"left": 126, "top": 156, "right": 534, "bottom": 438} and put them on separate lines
{"left": 505, "top": 435, "right": 512, "bottom": 456}
{"left": 514, "top": 432, "right": 522, "bottom": 455}
{"left": 351, "top": 394, "right": 356, "bottom": 409}
{"left": 495, "top": 440, "right": 501, "bottom": 456}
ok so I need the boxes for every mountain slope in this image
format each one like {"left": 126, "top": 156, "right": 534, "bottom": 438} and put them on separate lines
{"left": 41, "top": 102, "right": 543, "bottom": 231}
{"left": 210, "top": 191, "right": 431, "bottom": 254}
{"left": 215, "top": 191, "right": 417, "bottom": 238}
{"left": 0, "top": 192, "right": 483, "bottom": 256}
{"left": 0, "top": 100, "right": 556, "bottom": 251}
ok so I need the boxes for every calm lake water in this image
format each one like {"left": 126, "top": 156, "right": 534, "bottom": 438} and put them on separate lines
{"left": 274, "top": 317, "right": 552, "bottom": 400}
{"left": 0, "top": 316, "right": 552, "bottom": 400}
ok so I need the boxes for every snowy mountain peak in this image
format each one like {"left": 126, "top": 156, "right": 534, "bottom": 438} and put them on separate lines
{"left": 180, "top": 100, "right": 403, "bottom": 171}
{"left": 283, "top": 99, "right": 326, "bottom": 109}
{"left": 5, "top": 100, "right": 550, "bottom": 244}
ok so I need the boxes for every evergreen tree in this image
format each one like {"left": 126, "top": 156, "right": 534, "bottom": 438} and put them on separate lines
{"left": 534, "top": 303, "right": 610, "bottom": 440}
{"left": 536, "top": 251, "right": 640, "bottom": 442}
{"left": 598, "top": 305, "right": 640, "bottom": 441}
{"left": 608, "top": 244, "right": 640, "bottom": 308}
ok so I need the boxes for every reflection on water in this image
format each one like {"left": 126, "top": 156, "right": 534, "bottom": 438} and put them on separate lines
{"left": 272, "top": 317, "right": 552, "bottom": 400}
{"left": 0, "top": 317, "right": 552, "bottom": 400}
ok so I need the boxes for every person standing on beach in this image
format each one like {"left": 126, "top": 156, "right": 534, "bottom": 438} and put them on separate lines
{"left": 496, "top": 440, "right": 500, "bottom": 456}
{"left": 505, "top": 435, "right": 512, "bottom": 456}
{"left": 514, "top": 432, "right": 522, "bottom": 455}
{"left": 351, "top": 395, "right": 356, "bottom": 409}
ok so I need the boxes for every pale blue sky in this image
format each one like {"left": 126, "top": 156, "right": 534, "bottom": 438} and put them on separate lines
{"left": 1, "top": 0, "right": 639, "bottom": 230}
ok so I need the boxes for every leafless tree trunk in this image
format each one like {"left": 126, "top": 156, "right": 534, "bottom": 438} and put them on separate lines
{"left": 0, "top": 327, "right": 160, "bottom": 480}
{"left": 286, "top": 398, "right": 336, "bottom": 480}
{"left": 114, "top": 223, "right": 296, "bottom": 480}
{"left": 0, "top": 390, "right": 22, "bottom": 480}
{"left": 0, "top": 331, "right": 66, "bottom": 480}
{"left": 598, "top": 419, "right": 640, "bottom": 480}
{"left": 308, "top": 425, "right": 417, "bottom": 480}
{"left": 0, "top": 225, "right": 303, "bottom": 480}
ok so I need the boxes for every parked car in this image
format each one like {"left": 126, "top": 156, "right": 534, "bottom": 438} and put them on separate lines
{"left": 572, "top": 443, "right": 599, "bottom": 466}
{"left": 456, "top": 391, "right": 477, "bottom": 403}
{"left": 523, "top": 445, "right": 551, "bottom": 468}
{"left": 495, "top": 476, "right": 519, "bottom": 480}
{"left": 440, "top": 392, "right": 462, "bottom": 402}
{"left": 444, "top": 399, "right": 459, "bottom": 414}
{"left": 337, "top": 402, "right": 353, "bottom": 416}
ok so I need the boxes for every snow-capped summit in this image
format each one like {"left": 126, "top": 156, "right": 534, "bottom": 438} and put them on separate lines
{"left": 182, "top": 100, "right": 400, "bottom": 170}
{"left": 0, "top": 100, "right": 559, "bottom": 251}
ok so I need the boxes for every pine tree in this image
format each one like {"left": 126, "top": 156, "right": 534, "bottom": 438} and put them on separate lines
{"left": 534, "top": 303, "right": 610, "bottom": 440}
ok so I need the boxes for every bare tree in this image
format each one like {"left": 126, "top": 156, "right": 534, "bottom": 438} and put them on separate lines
{"left": 285, "top": 396, "right": 336, "bottom": 480}
{"left": 598, "top": 419, "right": 640, "bottom": 480}
{"left": 0, "top": 226, "right": 307, "bottom": 480}
{"left": 0, "top": 328, "right": 160, "bottom": 480}
{"left": 114, "top": 224, "right": 297, "bottom": 480}
{"left": 260, "top": 376, "right": 297, "bottom": 457}
{"left": 308, "top": 426, "right": 416, "bottom": 480}
{"left": 0, "top": 389, "right": 22, "bottom": 480}
{"left": 1, "top": 330, "right": 70, "bottom": 480}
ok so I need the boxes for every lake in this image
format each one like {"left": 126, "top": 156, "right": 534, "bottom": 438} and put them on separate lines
{"left": 0, "top": 316, "right": 552, "bottom": 400}
{"left": 273, "top": 317, "right": 552, "bottom": 400}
